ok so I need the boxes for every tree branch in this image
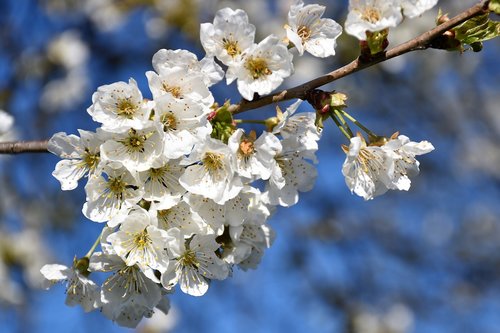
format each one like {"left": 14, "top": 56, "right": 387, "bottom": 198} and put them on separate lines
{"left": 0, "top": 140, "right": 49, "bottom": 154}
{"left": 230, "top": 0, "right": 490, "bottom": 115}
{"left": 0, "top": 1, "right": 492, "bottom": 154}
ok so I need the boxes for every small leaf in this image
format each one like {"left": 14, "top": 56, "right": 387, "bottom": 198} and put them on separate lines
{"left": 365, "top": 29, "right": 389, "bottom": 55}
{"left": 452, "top": 14, "right": 500, "bottom": 47}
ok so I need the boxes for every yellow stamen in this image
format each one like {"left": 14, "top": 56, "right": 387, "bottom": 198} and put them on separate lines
{"left": 222, "top": 38, "right": 241, "bottom": 57}
{"left": 116, "top": 99, "right": 138, "bottom": 119}
{"left": 245, "top": 57, "right": 272, "bottom": 79}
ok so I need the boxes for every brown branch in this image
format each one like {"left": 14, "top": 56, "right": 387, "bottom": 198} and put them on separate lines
{"left": 231, "top": 0, "right": 490, "bottom": 115}
{"left": 0, "top": 1, "right": 492, "bottom": 154}
{"left": 0, "top": 140, "right": 49, "bottom": 153}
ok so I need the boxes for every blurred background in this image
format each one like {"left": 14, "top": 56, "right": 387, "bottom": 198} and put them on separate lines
{"left": 0, "top": 0, "right": 499, "bottom": 332}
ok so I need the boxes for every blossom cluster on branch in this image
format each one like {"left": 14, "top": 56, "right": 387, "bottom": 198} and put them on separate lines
{"left": 38, "top": 0, "right": 494, "bottom": 328}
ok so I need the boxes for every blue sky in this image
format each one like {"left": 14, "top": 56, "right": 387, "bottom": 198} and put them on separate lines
{"left": 1, "top": 1, "right": 500, "bottom": 332}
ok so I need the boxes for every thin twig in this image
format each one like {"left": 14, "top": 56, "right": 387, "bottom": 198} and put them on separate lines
{"left": 0, "top": 140, "right": 49, "bottom": 153}
{"left": 230, "top": 1, "right": 490, "bottom": 115}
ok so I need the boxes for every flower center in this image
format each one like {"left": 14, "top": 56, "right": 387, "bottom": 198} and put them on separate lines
{"left": 83, "top": 149, "right": 100, "bottom": 171}
{"left": 162, "top": 84, "right": 182, "bottom": 98}
{"left": 149, "top": 165, "right": 170, "bottom": 179}
{"left": 359, "top": 6, "right": 381, "bottom": 23}
{"left": 239, "top": 139, "right": 255, "bottom": 157}
{"left": 116, "top": 99, "right": 138, "bottom": 119}
{"left": 121, "top": 129, "right": 147, "bottom": 153}
{"left": 178, "top": 249, "right": 199, "bottom": 268}
{"left": 203, "top": 152, "right": 225, "bottom": 178}
{"left": 133, "top": 229, "right": 151, "bottom": 250}
{"left": 104, "top": 265, "right": 143, "bottom": 295}
{"left": 238, "top": 131, "right": 257, "bottom": 160}
{"left": 157, "top": 209, "right": 172, "bottom": 229}
{"left": 222, "top": 38, "right": 241, "bottom": 57}
{"left": 245, "top": 57, "right": 272, "bottom": 79}
{"left": 297, "top": 25, "right": 311, "bottom": 42}
{"left": 160, "top": 113, "right": 178, "bottom": 131}
{"left": 107, "top": 177, "right": 126, "bottom": 195}
{"left": 357, "top": 148, "right": 384, "bottom": 174}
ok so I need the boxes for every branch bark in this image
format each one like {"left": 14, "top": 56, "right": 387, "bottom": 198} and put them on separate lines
{"left": 0, "top": 1, "right": 491, "bottom": 154}
{"left": 230, "top": 0, "right": 490, "bottom": 115}
{"left": 0, "top": 140, "right": 49, "bottom": 154}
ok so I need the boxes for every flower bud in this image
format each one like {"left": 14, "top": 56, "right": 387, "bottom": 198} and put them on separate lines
{"left": 73, "top": 256, "right": 90, "bottom": 276}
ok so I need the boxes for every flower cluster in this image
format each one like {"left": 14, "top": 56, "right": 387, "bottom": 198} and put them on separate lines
{"left": 342, "top": 133, "right": 434, "bottom": 200}
{"left": 41, "top": 4, "right": 329, "bottom": 327}
{"left": 345, "top": 0, "right": 438, "bottom": 40}
{"left": 40, "top": 1, "right": 437, "bottom": 328}
{"left": 201, "top": 2, "right": 342, "bottom": 100}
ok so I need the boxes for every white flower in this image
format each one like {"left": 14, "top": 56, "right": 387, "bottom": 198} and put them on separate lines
{"left": 185, "top": 187, "right": 259, "bottom": 234}
{"left": 228, "top": 129, "right": 282, "bottom": 181}
{"left": 263, "top": 139, "right": 318, "bottom": 207}
{"left": 382, "top": 134, "right": 434, "bottom": 191}
{"left": 0, "top": 110, "right": 14, "bottom": 139}
{"left": 87, "top": 78, "right": 153, "bottom": 132}
{"left": 150, "top": 200, "right": 207, "bottom": 237}
{"left": 40, "top": 261, "right": 99, "bottom": 312}
{"left": 272, "top": 102, "right": 321, "bottom": 159}
{"left": 83, "top": 164, "right": 143, "bottom": 222}
{"left": 225, "top": 223, "right": 275, "bottom": 270}
{"left": 146, "top": 66, "right": 214, "bottom": 107}
{"left": 183, "top": 194, "right": 226, "bottom": 235}
{"left": 107, "top": 208, "right": 171, "bottom": 270}
{"left": 200, "top": 7, "right": 256, "bottom": 66}
{"left": 270, "top": 99, "right": 301, "bottom": 133}
{"left": 399, "top": 0, "right": 438, "bottom": 19}
{"left": 47, "top": 30, "right": 89, "bottom": 69}
{"left": 99, "top": 125, "right": 164, "bottom": 172}
{"left": 341, "top": 134, "right": 396, "bottom": 200}
{"left": 48, "top": 130, "right": 102, "bottom": 190}
{"left": 342, "top": 134, "right": 434, "bottom": 199}
{"left": 151, "top": 48, "right": 223, "bottom": 87}
{"left": 226, "top": 35, "right": 293, "bottom": 101}
{"left": 138, "top": 156, "right": 185, "bottom": 203}
{"left": 179, "top": 138, "right": 243, "bottom": 204}
{"left": 345, "top": 0, "right": 403, "bottom": 40}
{"left": 285, "top": 0, "right": 343, "bottom": 57}
{"left": 89, "top": 250, "right": 162, "bottom": 328}
{"left": 153, "top": 96, "right": 212, "bottom": 159}
{"left": 161, "top": 229, "right": 229, "bottom": 297}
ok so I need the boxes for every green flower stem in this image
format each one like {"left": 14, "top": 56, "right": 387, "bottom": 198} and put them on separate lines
{"left": 332, "top": 109, "right": 354, "bottom": 138}
{"left": 338, "top": 109, "right": 377, "bottom": 137}
{"left": 330, "top": 113, "right": 352, "bottom": 140}
{"left": 84, "top": 229, "right": 105, "bottom": 258}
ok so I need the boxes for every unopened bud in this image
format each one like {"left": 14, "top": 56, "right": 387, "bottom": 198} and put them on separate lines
{"left": 368, "top": 135, "right": 389, "bottom": 146}
{"left": 436, "top": 9, "right": 450, "bottom": 25}
{"left": 73, "top": 256, "right": 90, "bottom": 276}
{"left": 306, "top": 89, "right": 331, "bottom": 110}
{"left": 207, "top": 111, "right": 217, "bottom": 121}
{"left": 265, "top": 116, "right": 280, "bottom": 132}
{"left": 330, "top": 92, "right": 348, "bottom": 108}
{"left": 319, "top": 104, "right": 330, "bottom": 114}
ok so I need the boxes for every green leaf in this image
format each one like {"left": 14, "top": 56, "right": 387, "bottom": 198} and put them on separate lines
{"left": 452, "top": 14, "right": 500, "bottom": 47}
{"left": 366, "top": 29, "right": 389, "bottom": 55}
{"left": 489, "top": 0, "right": 500, "bottom": 15}
{"left": 210, "top": 101, "right": 236, "bottom": 143}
